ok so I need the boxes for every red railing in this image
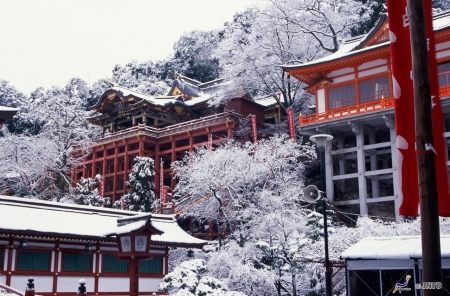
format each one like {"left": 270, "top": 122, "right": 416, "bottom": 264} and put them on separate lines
{"left": 440, "top": 85, "right": 450, "bottom": 98}
{"left": 299, "top": 86, "right": 450, "bottom": 125}
{"left": 300, "top": 97, "right": 395, "bottom": 125}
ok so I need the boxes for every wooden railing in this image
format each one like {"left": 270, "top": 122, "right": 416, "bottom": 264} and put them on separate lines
{"left": 74, "top": 111, "right": 244, "bottom": 149}
{"left": 299, "top": 86, "right": 450, "bottom": 126}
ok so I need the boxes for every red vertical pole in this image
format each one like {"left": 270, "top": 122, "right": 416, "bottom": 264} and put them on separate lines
{"left": 129, "top": 259, "right": 139, "bottom": 296}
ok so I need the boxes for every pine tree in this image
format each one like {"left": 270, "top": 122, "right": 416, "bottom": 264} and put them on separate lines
{"left": 115, "top": 157, "right": 156, "bottom": 212}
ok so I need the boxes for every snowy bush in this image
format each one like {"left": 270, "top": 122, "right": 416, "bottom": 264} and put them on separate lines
{"left": 159, "top": 259, "right": 246, "bottom": 296}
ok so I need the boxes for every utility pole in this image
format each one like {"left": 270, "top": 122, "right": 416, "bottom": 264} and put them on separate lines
{"left": 407, "top": 0, "right": 443, "bottom": 294}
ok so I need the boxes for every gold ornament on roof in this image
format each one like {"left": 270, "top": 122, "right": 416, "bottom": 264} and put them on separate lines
{"left": 175, "top": 106, "right": 184, "bottom": 114}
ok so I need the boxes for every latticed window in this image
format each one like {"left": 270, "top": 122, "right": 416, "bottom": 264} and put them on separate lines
{"left": 139, "top": 257, "right": 162, "bottom": 273}
{"left": 63, "top": 253, "right": 91, "bottom": 272}
{"left": 328, "top": 84, "right": 356, "bottom": 109}
{"left": 103, "top": 255, "right": 128, "bottom": 273}
{"left": 359, "top": 75, "right": 390, "bottom": 103}
{"left": 17, "top": 251, "right": 50, "bottom": 271}
{"left": 438, "top": 61, "right": 450, "bottom": 87}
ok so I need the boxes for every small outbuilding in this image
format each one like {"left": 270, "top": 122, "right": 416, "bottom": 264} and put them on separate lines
{"left": 0, "top": 195, "right": 208, "bottom": 295}
{"left": 341, "top": 235, "right": 450, "bottom": 295}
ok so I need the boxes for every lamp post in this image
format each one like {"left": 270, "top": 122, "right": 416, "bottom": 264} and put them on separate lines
{"left": 309, "top": 134, "right": 333, "bottom": 296}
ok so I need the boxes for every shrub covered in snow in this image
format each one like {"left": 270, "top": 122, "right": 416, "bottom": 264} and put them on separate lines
{"left": 159, "top": 259, "right": 246, "bottom": 296}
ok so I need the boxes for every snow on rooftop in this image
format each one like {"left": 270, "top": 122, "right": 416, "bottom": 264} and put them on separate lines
{"left": 0, "top": 106, "right": 20, "bottom": 111}
{"left": 283, "top": 12, "right": 450, "bottom": 72}
{"left": 282, "top": 40, "right": 386, "bottom": 70}
{"left": 0, "top": 196, "right": 208, "bottom": 247}
{"left": 110, "top": 85, "right": 210, "bottom": 107}
{"left": 340, "top": 235, "right": 450, "bottom": 260}
{"left": 184, "top": 94, "right": 211, "bottom": 106}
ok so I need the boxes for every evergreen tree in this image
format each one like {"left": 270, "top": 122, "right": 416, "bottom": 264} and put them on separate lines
{"left": 73, "top": 174, "right": 110, "bottom": 207}
{"left": 115, "top": 157, "right": 156, "bottom": 212}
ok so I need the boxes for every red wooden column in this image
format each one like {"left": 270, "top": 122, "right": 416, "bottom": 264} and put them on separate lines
{"left": 113, "top": 142, "right": 118, "bottom": 202}
{"left": 138, "top": 136, "right": 144, "bottom": 157}
{"left": 123, "top": 140, "right": 129, "bottom": 190}
{"left": 129, "top": 258, "right": 139, "bottom": 296}
{"left": 226, "top": 122, "right": 233, "bottom": 139}
{"left": 154, "top": 144, "right": 161, "bottom": 198}
{"left": 188, "top": 131, "right": 193, "bottom": 154}
{"left": 171, "top": 138, "right": 176, "bottom": 189}
{"left": 102, "top": 145, "right": 107, "bottom": 177}
{"left": 91, "top": 147, "right": 97, "bottom": 178}
{"left": 6, "top": 236, "right": 13, "bottom": 286}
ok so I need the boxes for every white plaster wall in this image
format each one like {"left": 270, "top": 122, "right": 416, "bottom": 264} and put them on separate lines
{"left": 98, "top": 254, "right": 102, "bottom": 273}
{"left": 331, "top": 73, "right": 355, "bottom": 84}
{"left": 139, "top": 278, "right": 162, "bottom": 292}
{"left": 437, "top": 49, "right": 450, "bottom": 60}
{"left": 150, "top": 250, "right": 165, "bottom": 255}
{"left": 11, "top": 275, "right": 53, "bottom": 292}
{"left": 57, "top": 252, "right": 61, "bottom": 272}
{"left": 3, "top": 250, "right": 8, "bottom": 271}
{"left": 0, "top": 274, "right": 6, "bottom": 285}
{"left": 0, "top": 240, "right": 8, "bottom": 245}
{"left": 317, "top": 89, "right": 325, "bottom": 113}
{"left": 50, "top": 251, "right": 55, "bottom": 272}
{"left": 328, "top": 67, "right": 353, "bottom": 78}
{"left": 11, "top": 250, "right": 15, "bottom": 271}
{"left": 358, "top": 66, "right": 388, "bottom": 78}
{"left": 98, "top": 277, "right": 129, "bottom": 292}
{"left": 58, "top": 276, "right": 95, "bottom": 292}
{"left": 436, "top": 40, "right": 450, "bottom": 51}
{"left": 358, "top": 59, "right": 387, "bottom": 70}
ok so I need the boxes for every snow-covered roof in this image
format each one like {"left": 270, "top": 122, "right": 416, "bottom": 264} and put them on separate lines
{"left": 282, "top": 38, "right": 386, "bottom": 71}
{"left": 0, "top": 106, "right": 19, "bottom": 112}
{"left": 0, "top": 105, "right": 19, "bottom": 123}
{"left": 282, "top": 10, "right": 450, "bottom": 73}
{"left": 340, "top": 235, "right": 450, "bottom": 260}
{"left": 104, "top": 214, "right": 208, "bottom": 248}
{"left": 0, "top": 195, "right": 208, "bottom": 248}
{"left": 106, "top": 85, "right": 210, "bottom": 108}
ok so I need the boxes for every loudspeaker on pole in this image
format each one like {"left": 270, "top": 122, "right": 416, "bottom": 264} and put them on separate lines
{"left": 303, "top": 185, "right": 321, "bottom": 203}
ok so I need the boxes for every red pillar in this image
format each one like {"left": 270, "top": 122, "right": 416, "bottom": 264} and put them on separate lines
{"left": 129, "top": 259, "right": 139, "bottom": 296}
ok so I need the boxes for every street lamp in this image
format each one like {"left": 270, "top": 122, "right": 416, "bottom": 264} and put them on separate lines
{"left": 308, "top": 133, "right": 333, "bottom": 296}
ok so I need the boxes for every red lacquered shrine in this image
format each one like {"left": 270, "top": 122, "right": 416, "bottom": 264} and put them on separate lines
{"left": 72, "top": 76, "right": 276, "bottom": 208}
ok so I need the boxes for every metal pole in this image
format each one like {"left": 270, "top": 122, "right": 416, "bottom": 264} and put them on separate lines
{"left": 407, "top": 0, "right": 443, "bottom": 294}
{"left": 320, "top": 147, "right": 332, "bottom": 296}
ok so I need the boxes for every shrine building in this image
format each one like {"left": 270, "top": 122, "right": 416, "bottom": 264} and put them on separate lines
{"left": 72, "top": 75, "right": 280, "bottom": 211}
{"left": 0, "top": 195, "right": 207, "bottom": 295}
{"left": 282, "top": 11, "right": 450, "bottom": 220}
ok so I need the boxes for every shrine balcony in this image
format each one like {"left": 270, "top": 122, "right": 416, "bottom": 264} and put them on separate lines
{"left": 89, "top": 111, "right": 244, "bottom": 146}
{"left": 299, "top": 85, "right": 450, "bottom": 125}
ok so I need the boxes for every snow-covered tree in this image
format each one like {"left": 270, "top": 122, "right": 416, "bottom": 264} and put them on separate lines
{"left": 111, "top": 61, "right": 171, "bottom": 96}
{"left": 173, "top": 134, "right": 315, "bottom": 247}
{"left": 159, "top": 259, "right": 247, "bottom": 296}
{"left": 72, "top": 174, "right": 111, "bottom": 207}
{"left": 166, "top": 30, "right": 221, "bottom": 82}
{"left": 0, "top": 80, "right": 27, "bottom": 108}
{"left": 1, "top": 82, "right": 100, "bottom": 200}
{"left": 115, "top": 157, "right": 156, "bottom": 212}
